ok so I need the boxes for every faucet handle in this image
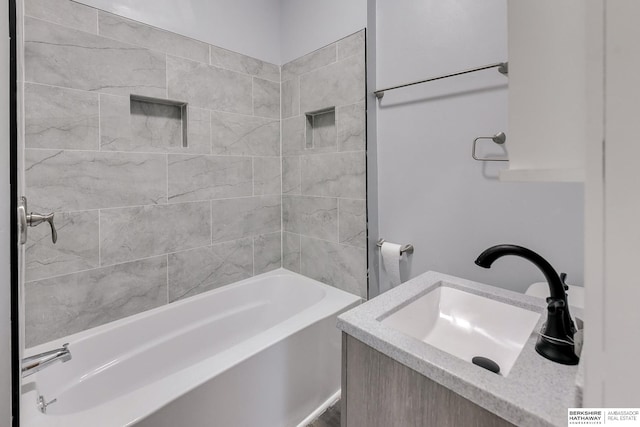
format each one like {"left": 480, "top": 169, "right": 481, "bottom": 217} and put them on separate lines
{"left": 560, "top": 272, "right": 569, "bottom": 291}
{"left": 27, "top": 211, "right": 57, "bottom": 244}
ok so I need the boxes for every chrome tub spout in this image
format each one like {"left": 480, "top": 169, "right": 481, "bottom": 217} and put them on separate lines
{"left": 22, "top": 343, "right": 71, "bottom": 378}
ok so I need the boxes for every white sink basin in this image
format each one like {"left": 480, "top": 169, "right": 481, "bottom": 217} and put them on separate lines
{"left": 380, "top": 284, "right": 540, "bottom": 376}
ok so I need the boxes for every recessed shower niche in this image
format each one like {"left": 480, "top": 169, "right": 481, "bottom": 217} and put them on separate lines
{"left": 305, "top": 107, "right": 336, "bottom": 149}
{"left": 129, "top": 95, "right": 188, "bottom": 148}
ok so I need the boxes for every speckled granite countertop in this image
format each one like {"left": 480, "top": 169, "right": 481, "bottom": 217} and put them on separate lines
{"left": 337, "top": 271, "right": 581, "bottom": 427}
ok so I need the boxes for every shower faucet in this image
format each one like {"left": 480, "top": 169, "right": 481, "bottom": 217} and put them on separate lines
{"left": 475, "top": 245, "right": 579, "bottom": 365}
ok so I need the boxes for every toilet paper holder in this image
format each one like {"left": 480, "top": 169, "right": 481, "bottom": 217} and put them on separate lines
{"left": 376, "top": 239, "right": 414, "bottom": 255}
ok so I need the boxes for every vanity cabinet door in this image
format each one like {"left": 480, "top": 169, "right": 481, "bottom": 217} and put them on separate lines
{"left": 341, "top": 334, "right": 514, "bottom": 427}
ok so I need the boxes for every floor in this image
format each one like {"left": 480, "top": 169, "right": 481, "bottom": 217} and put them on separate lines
{"left": 307, "top": 400, "right": 341, "bottom": 427}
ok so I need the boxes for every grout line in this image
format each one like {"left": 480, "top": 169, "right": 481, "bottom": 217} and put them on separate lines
{"left": 279, "top": 62, "right": 284, "bottom": 267}
{"left": 26, "top": 252, "right": 171, "bottom": 284}
{"left": 337, "top": 198, "right": 341, "bottom": 243}
{"left": 208, "top": 109, "right": 213, "bottom": 155}
{"left": 98, "top": 209, "right": 101, "bottom": 266}
{"left": 282, "top": 230, "right": 367, "bottom": 250}
{"left": 210, "top": 200, "right": 213, "bottom": 245}
{"left": 22, "top": 81, "right": 281, "bottom": 121}
{"left": 166, "top": 254, "right": 169, "bottom": 304}
{"left": 283, "top": 194, "right": 365, "bottom": 202}
{"left": 295, "top": 233, "right": 363, "bottom": 250}
{"left": 298, "top": 155, "right": 302, "bottom": 194}
{"left": 45, "top": 194, "right": 283, "bottom": 216}
{"left": 25, "top": 146, "right": 284, "bottom": 158}
{"left": 299, "top": 233, "right": 302, "bottom": 273}
{"left": 97, "top": 93, "right": 101, "bottom": 151}
{"left": 26, "top": 234, "right": 270, "bottom": 285}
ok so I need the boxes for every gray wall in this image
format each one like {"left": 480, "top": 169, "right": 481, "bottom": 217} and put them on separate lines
{"left": 374, "top": 0, "right": 584, "bottom": 293}
{"left": 23, "top": 0, "right": 282, "bottom": 347}
{"left": 281, "top": 31, "right": 368, "bottom": 298}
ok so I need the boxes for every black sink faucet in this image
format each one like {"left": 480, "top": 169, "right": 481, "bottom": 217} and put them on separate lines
{"left": 475, "top": 244, "right": 579, "bottom": 365}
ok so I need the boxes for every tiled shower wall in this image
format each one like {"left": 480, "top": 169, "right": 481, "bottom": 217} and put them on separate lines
{"left": 281, "top": 31, "right": 368, "bottom": 298}
{"left": 23, "top": 0, "right": 282, "bottom": 347}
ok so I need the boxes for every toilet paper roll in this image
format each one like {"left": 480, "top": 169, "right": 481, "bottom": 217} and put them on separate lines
{"left": 381, "top": 242, "right": 402, "bottom": 292}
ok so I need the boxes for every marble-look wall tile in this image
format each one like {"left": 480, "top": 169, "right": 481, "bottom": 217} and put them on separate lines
{"left": 282, "top": 34, "right": 367, "bottom": 296}
{"left": 25, "top": 17, "right": 166, "bottom": 97}
{"left": 253, "top": 78, "right": 280, "bottom": 119}
{"left": 168, "top": 238, "right": 253, "bottom": 302}
{"left": 98, "top": 12, "right": 209, "bottom": 63}
{"left": 25, "top": 0, "right": 97, "bottom": 34}
{"left": 300, "top": 237, "right": 367, "bottom": 298}
{"left": 26, "top": 210, "right": 99, "bottom": 282}
{"left": 25, "top": 256, "right": 167, "bottom": 347}
{"left": 337, "top": 30, "right": 365, "bottom": 60}
{"left": 210, "top": 111, "right": 279, "bottom": 156}
{"left": 282, "top": 116, "right": 305, "bottom": 156}
{"left": 283, "top": 195, "right": 338, "bottom": 241}
{"left": 100, "top": 95, "right": 210, "bottom": 154}
{"left": 339, "top": 199, "right": 367, "bottom": 248}
{"left": 282, "top": 116, "right": 336, "bottom": 156}
{"left": 301, "top": 152, "right": 366, "bottom": 199}
{"left": 283, "top": 232, "right": 301, "bottom": 273}
{"left": 282, "top": 78, "right": 300, "bottom": 119}
{"left": 100, "top": 201, "right": 211, "bottom": 265}
{"left": 254, "top": 232, "right": 282, "bottom": 275}
{"left": 337, "top": 102, "right": 366, "bottom": 152}
{"left": 25, "top": 83, "right": 99, "bottom": 150}
{"left": 299, "top": 54, "right": 365, "bottom": 113}
{"left": 210, "top": 45, "right": 280, "bottom": 82}
{"left": 168, "top": 155, "right": 253, "bottom": 203}
{"left": 211, "top": 196, "right": 281, "bottom": 243}
{"left": 282, "top": 156, "right": 301, "bottom": 195}
{"left": 282, "top": 44, "right": 337, "bottom": 82}
{"left": 253, "top": 157, "right": 281, "bottom": 196}
{"left": 185, "top": 107, "right": 212, "bottom": 154}
{"left": 167, "top": 55, "right": 252, "bottom": 114}
{"left": 23, "top": 2, "right": 290, "bottom": 341}
{"left": 98, "top": 94, "right": 130, "bottom": 150}
{"left": 25, "top": 149, "right": 167, "bottom": 212}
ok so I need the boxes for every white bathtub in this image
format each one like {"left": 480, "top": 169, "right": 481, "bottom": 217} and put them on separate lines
{"left": 21, "top": 269, "right": 361, "bottom": 427}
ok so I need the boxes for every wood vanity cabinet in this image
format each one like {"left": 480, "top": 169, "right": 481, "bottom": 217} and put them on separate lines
{"left": 340, "top": 334, "right": 514, "bottom": 427}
